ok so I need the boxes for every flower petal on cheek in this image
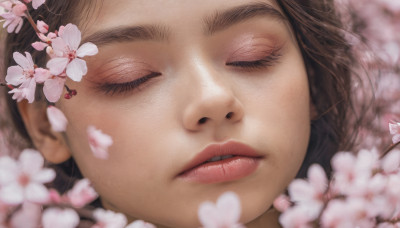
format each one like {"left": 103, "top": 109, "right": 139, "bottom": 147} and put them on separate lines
{"left": 66, "top": 58, "right": 87, "bottom": 82}
{"left": 61, "top": 24, "right": 81, "bottom": 50}
{"left": 46, "top": 106, "right": 68, "bottom": 132}
{"left": 198, "top": 202, "right": 220, "bottom": 227}
{"left": 47, "top": 57, "right": 69, "bottom": 76}
{"left": 87, "top": 126, "right": 113, "bottom": 160}
{"left": 76, "top": 42, "right": 98, "bottom": 57}
{"left": 43, "top": 77, "right": 65, "bottom": 103}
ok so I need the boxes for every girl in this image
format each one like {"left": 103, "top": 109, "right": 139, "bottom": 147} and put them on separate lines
{"left": 1, "top": 0, "right": 365, "bottom": 227}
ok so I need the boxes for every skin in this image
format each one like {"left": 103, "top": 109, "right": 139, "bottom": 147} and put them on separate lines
{"left": 24, "top": 0, "right": 311, "bottom": 227}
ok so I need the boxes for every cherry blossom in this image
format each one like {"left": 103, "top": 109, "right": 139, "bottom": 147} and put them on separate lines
{"left": 126, "top": 220, "right": 156, "bottom": 228}
{"left": 66, "top": 178, "right": 98, "bottom": 208}
{"left": 389, "top": 122, "right": 400, "bottom": 144}
{"left": 32, "top": 31, "right": 57, "bottom": 51}
{"left": 0, "top": 149, "right": 55, "bottom": 205}
{"left": 46, "top": 106, "right": 68, "bottom": 132}
{"left": 0, "top": 0, "right": 27, "bottom": 33}
{"left": 46, "top": 23, "right": 98, "bottom": 81}
{"left": 87, "top": 126, "right": 113, "bottom": 159}
{"left": 5, "top": 52, "right": 39, "bottom": 103}
{"left": 9, "top": 202, "right": 41, "bottom": 228}
{"left": 42, "top": 208, "right": 80, "bottom": 228}
{"left": 92, "top": 208, "right": 128, "bottom": 228}
{"left": 198, "top": 191, "right": 245, "bottom": 228}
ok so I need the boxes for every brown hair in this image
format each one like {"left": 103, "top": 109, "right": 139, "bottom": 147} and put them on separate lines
{"left": 1, "top": 0, "right": 366, "bottom": 188}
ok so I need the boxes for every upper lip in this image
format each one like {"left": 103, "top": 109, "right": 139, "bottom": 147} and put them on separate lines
{"left": 177, "top": 140, "right": 264, "bottom": 176}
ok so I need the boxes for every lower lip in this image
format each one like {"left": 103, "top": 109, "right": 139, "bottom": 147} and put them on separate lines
{"left": 178, "top": 156, "right": 261, "bottom": 184}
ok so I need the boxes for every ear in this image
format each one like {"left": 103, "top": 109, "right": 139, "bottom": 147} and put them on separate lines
{"left": 17, "top": 100, "right": 72, "bottom": 164}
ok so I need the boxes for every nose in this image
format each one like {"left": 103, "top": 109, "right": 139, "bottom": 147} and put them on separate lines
{"left": 182, "top": 69, "right": 244, "bottom": 131}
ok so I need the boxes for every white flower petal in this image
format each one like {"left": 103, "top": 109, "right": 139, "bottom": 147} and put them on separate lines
{"left": 32, "top": 0, "right": 45, "bottom": 9}
{"left": 0, "top": 183, "right": 24, "bottom": 205}
{"left": 43, "top": 77, "right": 65, "bottom": 103}
{"left": 19, "top": 149, "right": 44, "bottom": 174}
{"left": 42, "top": 208, "right": 80, "bottom": 228}
{"left": 47, "top": 106, "right": 68, "bottom": 132}
{"left": 25, "top": 183, "right": 50, "bottom": 203}
{"left": 13, "top": 52, "right": 33, "bottom": 70}
{"left": 61, "top": 24, "right": 81, "bottom": 51}
{"left": 66, "top": 58, "right": 87, "bottom": 82}
{"left": 216, "top": 192, "right": 242, "bottom": 223}
{"left": 51, "top": 37, "right": 67, "bottom": 57}
{"left": 47, "top": 57, "right": 69, "bottom": 76}
{"left": 77, "top": 42, "right": 98, "bottom": 57}
{"left": 5, "top": 65, "right": 24, "bottom": 86}
{"left": 32, "top": 168, "right": 56, "bottom": 184}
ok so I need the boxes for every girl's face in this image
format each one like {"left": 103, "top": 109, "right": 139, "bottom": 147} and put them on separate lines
{"left": 59, "top": 0, "right": 311, "bottom": 227}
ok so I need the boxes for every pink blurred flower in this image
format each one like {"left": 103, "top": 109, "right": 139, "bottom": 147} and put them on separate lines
{"left": 42, "top": 208, "right": 79, "bottom": 228}
{"left": 126, "top": 220, "right": 156, "bottom": 228}
{"left": 87, "top": 126, "right": 113, "bottom": 160}
{"left": 46, "top": 106, "right": 68, "bottom": 132}
{"left": 10, "top": 202, "right": 41, "bottom": 228}
{"left": 0, "top": 149, "right": 55, "bottom": 205}
{"left": 198, "top": 191, "right": 245, "bottom": 228}
{"left": 46, "top": 23, "right": 98, "bottom": 81}
{"left": 287, "top": 164, "right": 328, "bottom": 220}
{"left": 92, "top": 208, "right": 127, "bottom": 228}
{"left": 273, "top": 194, "right": 291, "bottom": 212}
{"left": 0, "top": 0, "right": 27, "bottom": 33}
{"left": 389, "top": 123, "right": 400, "bottom": 144}
{"left": 67, "top": 178, "right": 98, "bottom": 208}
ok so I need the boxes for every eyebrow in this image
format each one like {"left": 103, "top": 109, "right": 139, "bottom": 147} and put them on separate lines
{"left": 82, "top": 25, "right": 169, "bottom": 46}
{"left": 82, "top": 2, "right": 286, "bottom": 46}
{"left": 204, "top": 2, "right": 286, "bottom": 35}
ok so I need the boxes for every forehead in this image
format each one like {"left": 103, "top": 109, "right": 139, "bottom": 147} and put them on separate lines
{"left": 82, "top": 0, "right": 283, "bottom": 37}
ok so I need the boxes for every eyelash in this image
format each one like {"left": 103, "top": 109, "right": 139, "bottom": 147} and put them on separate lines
{"left": 98, "top": 72, "right": 162, "bottom": 96}
{"left": 226, "top": 52, "right": 281, "bottom": 69}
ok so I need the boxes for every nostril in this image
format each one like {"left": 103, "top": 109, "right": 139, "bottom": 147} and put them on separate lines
{"left": 225, "top": 112, "right": 234, "bottom": 119}
{"left": 198, "top": 117, "right": 208, "bottom": 124}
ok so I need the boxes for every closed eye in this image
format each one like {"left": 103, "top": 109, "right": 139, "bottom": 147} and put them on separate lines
{"left": 226, "top": 52, "right": 281, "bottom": 70}
{"left": 97, "top": 72, "right": 162, "bottom": 96}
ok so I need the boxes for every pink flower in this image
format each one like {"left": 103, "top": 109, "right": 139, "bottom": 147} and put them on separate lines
{"left": 0, "top": 149, "right": 56, "bottom": 205}
{"left": 32, "top": 32, "right": 57, "bottom": 51}
{"left": 287, "top": 164, "right": 327, "bottom": 220}
{"left": 126, "top": 220, "right": 156, "bottom": 228}
{"left": 198, "top": 191, "right": 245, "bottom": 228}
{"left": 5, "top": 52, "right": 39, "bottom": 103}
{"left": 279, "top": 205, "right": 315, "bottom": 228}
{"left": 46, "top": 23, "right": 98, "bottom": 81}
{"left": 22, "top": 0, "right": 45, "bottom": 9}
{"left": 10, "top": 202, "right": 41, "bottom": 228}
{"left": 36, "top": 19, "right": 48, "bottom": 33}
{"left": 66, "top": 178, "right": 98, "bottom": 208}
{"left": 0, "top": 0, "right": 27, "bottom": 33}
{"left": 46, "top": 106, "right": 68, "bottom": 132}
{"left": 42, "top": 208, "right": 79, "bottom": 228}
{"left": 92, "top": 208, "right": 127, "bottom": 228}
{"left": 389, "top": 122, "right": 400, "bottom": 144}
{"left": 87, "top": 126, "right": 113, "bottom": 160}
{"left": 273, "top": 194, "right": 291, "bottom": 212}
